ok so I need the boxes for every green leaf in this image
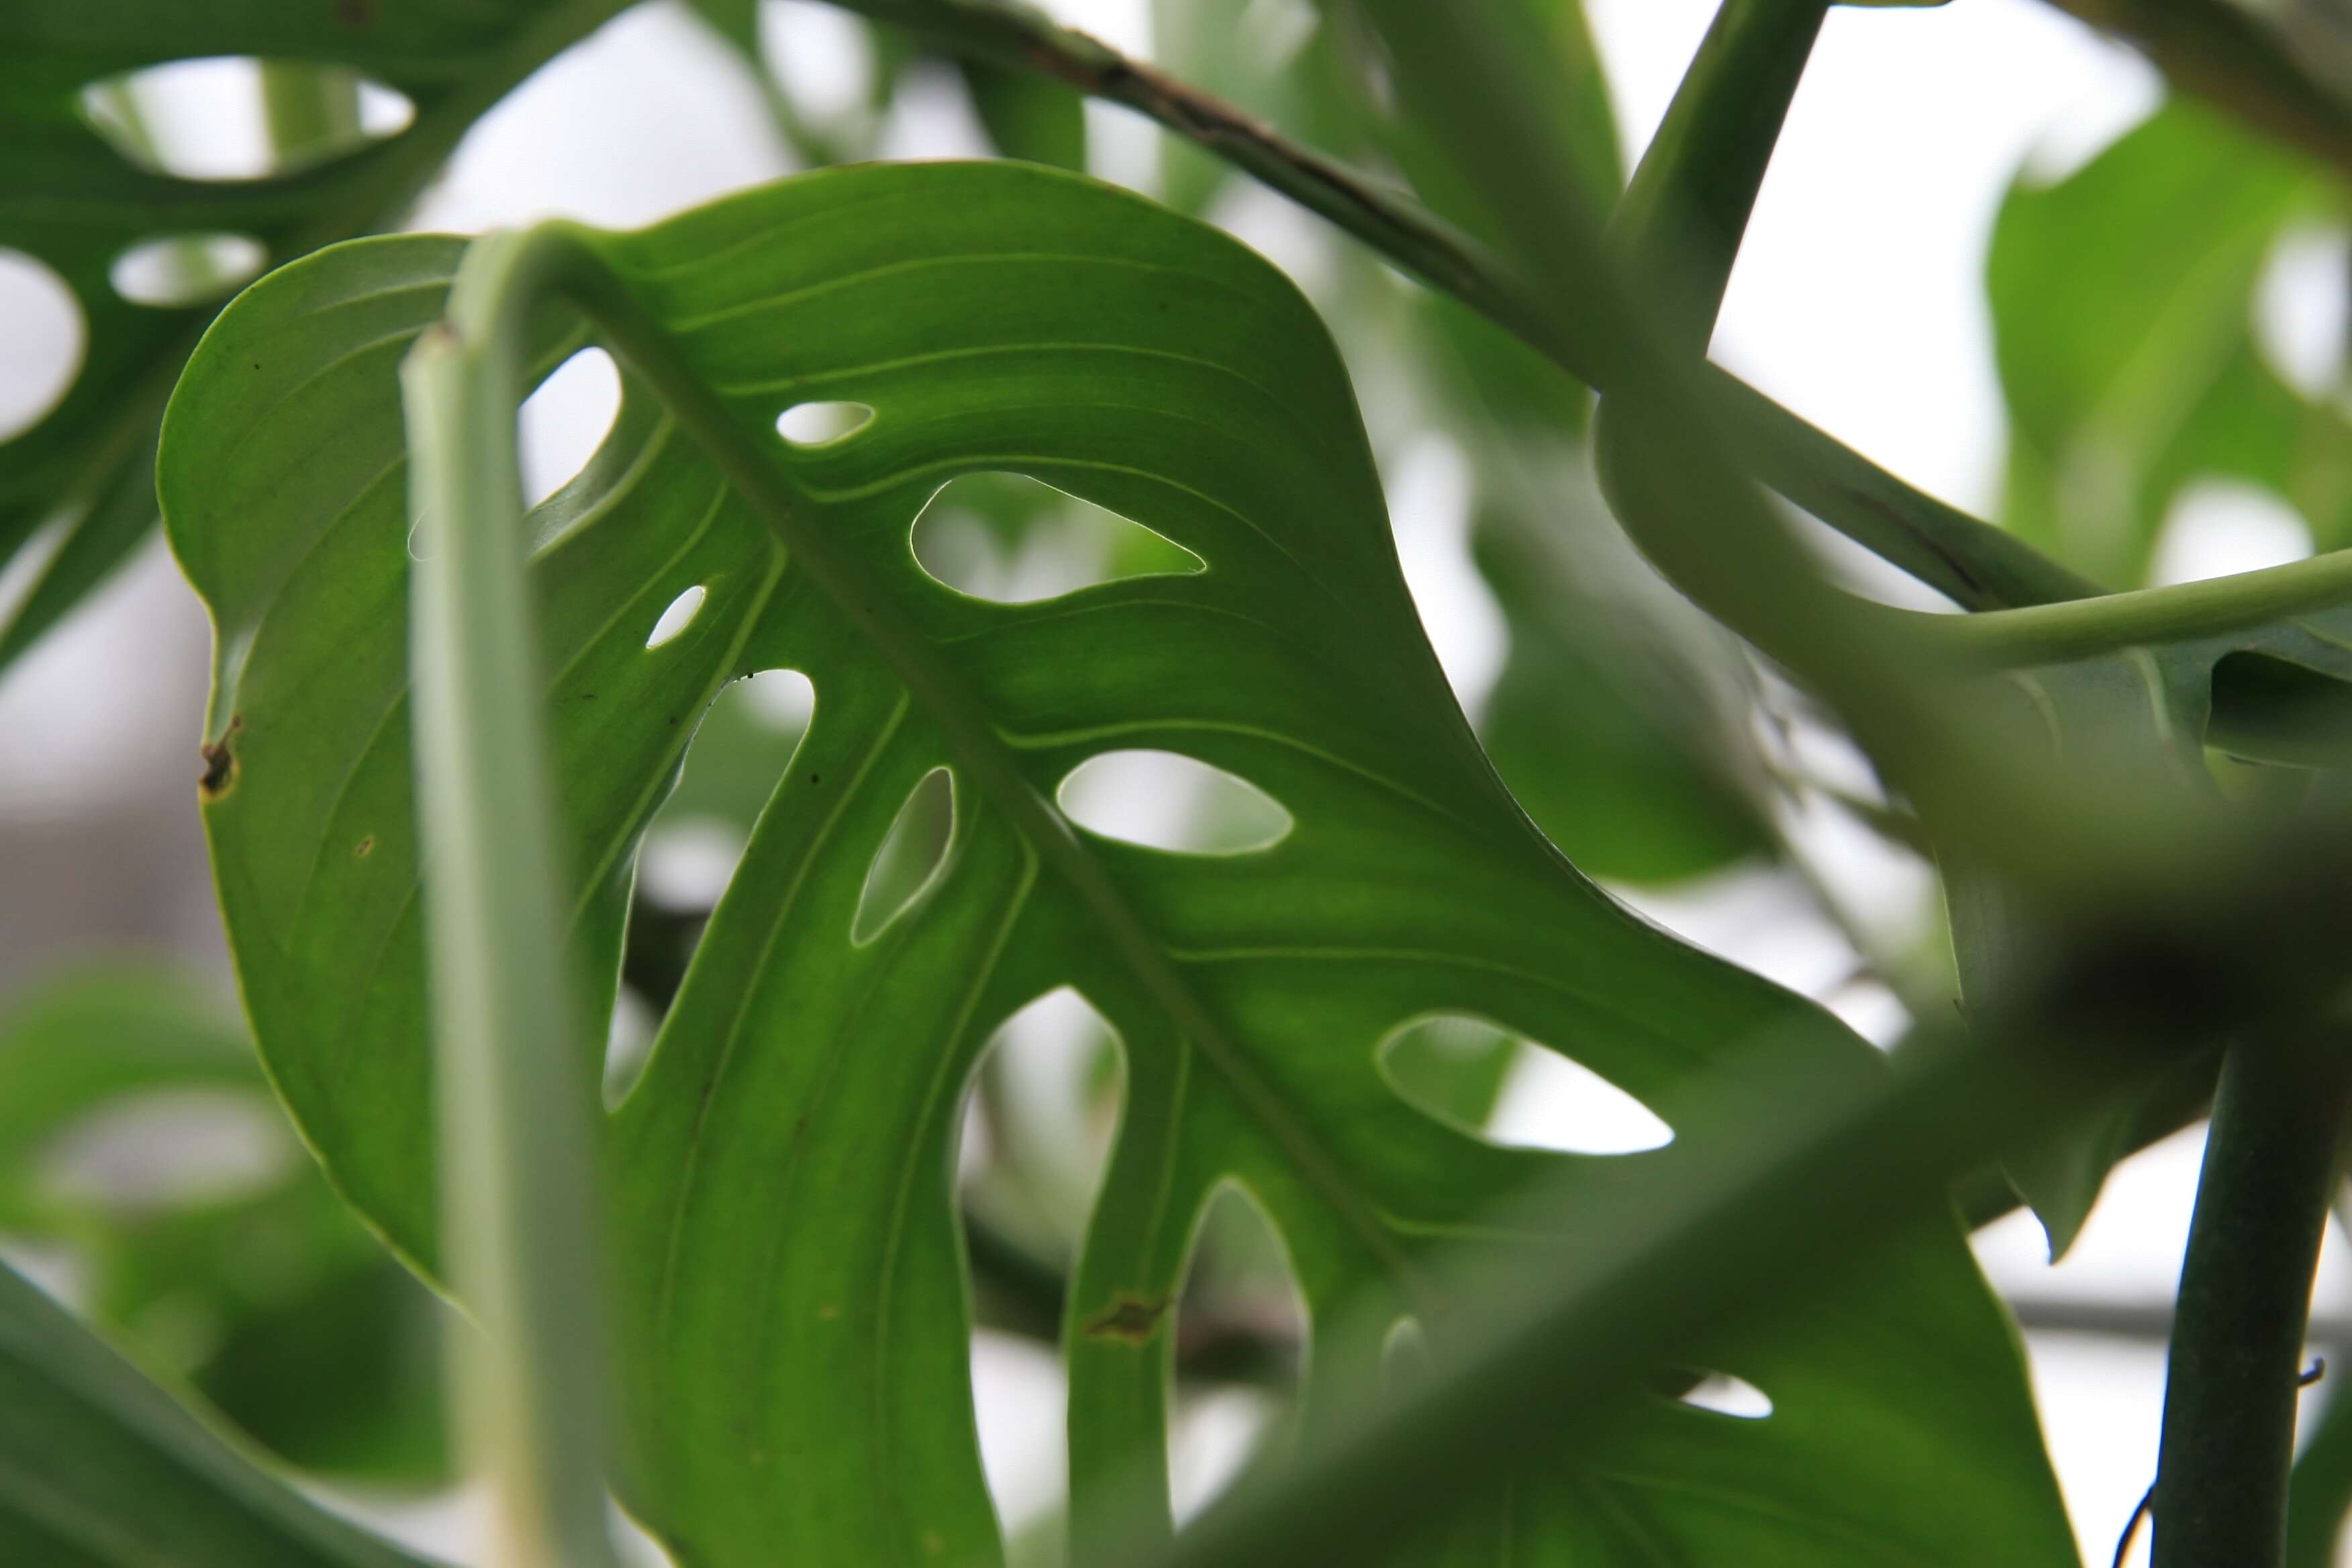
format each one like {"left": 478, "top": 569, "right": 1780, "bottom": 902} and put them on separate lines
{"left": 0, "top": 965, "right": 449, "bottom": 1482}
{"left": 0, "top": 1258, "right": 430, "bottom": 1565}
{"left": 163, "top": 160, "right": 2069, "bottom": 1563}
{"left": 1473, "top": 479, "right": 1771, "bottom": 883}
{"left": 1990, "top": 98, "right": 2341, "bottom": 587}
{"left": 0, "top": 965, "right": 254, "bottom": 1221}
{"left": 0, "top": 0, "right": 631, "bottom": 666}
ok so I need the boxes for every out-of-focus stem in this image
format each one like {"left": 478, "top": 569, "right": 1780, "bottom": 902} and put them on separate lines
{"left": 2153, "top": 1036, "right": 2352, "bottom": 1567}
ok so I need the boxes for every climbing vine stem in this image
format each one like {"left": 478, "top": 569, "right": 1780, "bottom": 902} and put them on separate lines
{"left": 2154, "top": 1034, "right": 2352, "bottom": 1566}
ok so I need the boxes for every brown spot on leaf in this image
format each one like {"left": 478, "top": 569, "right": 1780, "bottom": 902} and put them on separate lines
{"left": 354, "top": 834, "right": 375, "bottom": 859}
{"left": 197, "top": 716, "right": 243, "bottom": 801}
{"left": 1084, "top": 1291, "right": 1171, "bottom": 1344}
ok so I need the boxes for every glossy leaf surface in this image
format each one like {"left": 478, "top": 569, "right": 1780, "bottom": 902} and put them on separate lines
{"left": 163, "top": 161, "right": 2068, "bottom": 1563}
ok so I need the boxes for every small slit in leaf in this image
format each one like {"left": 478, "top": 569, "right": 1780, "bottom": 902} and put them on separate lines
{"left": 78, "top": 58, "right": 413, "bottom": 181}
{"left": 110, "top": 233, "right": 266, "bottom": 308}
{"left": 645, "top": 585, "right": 707, "bottom": 649}
{"left": 1380, "top": 1316, "right": 1430, "bottom": 1392}
{"left": 1379, "top": 1014, "right": 1672, "bottom": 1155}
{"left": 852, "top": 767, "right": 954, "bottom": 944}
{"left": 775, "top": 400, "right": 873, "bottom": 446}
{"left": 1658, "top": 1367, "right": 1772, "bottom": 1420}
{"left": 912, "top": 471, "right": 1202, "bottom": 604}
{"left": 1057, "top": 750, "right": 1289, "bottom": 854}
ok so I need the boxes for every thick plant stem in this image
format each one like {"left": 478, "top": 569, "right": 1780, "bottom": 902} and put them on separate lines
{"left": 1608, "top": 0, "right": 1829, "bottom": 359}
{"left": 401, "top": 236, "right": 622, "bottom": 1568}
{"left": 2155, "top": 1038, "right": 2352, "bottom": 1567}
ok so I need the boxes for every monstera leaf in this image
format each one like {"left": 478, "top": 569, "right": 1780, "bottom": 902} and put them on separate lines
{"left": 0, "top": 0, "right": 636, "bottom": 665}
{"left": 162, "top": 160, "right": 2069, "bottom": 1562}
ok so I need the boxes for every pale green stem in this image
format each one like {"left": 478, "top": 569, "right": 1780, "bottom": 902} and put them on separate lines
{"left": 400, "top": 231, "right": 621, "bottom": 1568}
{"left": 1930, "top": 546, "right": 2352, "bottom": 667}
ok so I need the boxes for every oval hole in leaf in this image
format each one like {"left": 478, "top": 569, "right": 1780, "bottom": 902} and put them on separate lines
{"left": 1167, "top": 1183, "right": 1304, "bottom": 1524}
{"left": 1661, "top": 1368, "right": 1773, "bottom": 1420}
{"left": 776, "top": 400, "right": 873, "bottom": 446}
{"left": 1379, "top": 1014, "right": 1673, "bottom": 1155}
{"left": 645, "top": 584, "right": 708, "bottom": 650}
{"left": 79, "top": 58, "right": 414, "bottom": 181}
{"left": 0, "top": 250, "right": 83, "bottom": 440}
{"left": 913, "top": 472, "right": 1203, "bottom": 604}
{"left": 521, "top": 347, "right": 620, "bottom": 508}
{"left": 1057, "top": 751, "right": 1289, "bottom": 854}
{"left": 109, "top": 232, "right": 266, "bottom": 307}
{"left": 853, "top": 767, "right": 955, "bottom": 944}
{"left": 40, "top": 1089, "right": 296, "bottom": 1213}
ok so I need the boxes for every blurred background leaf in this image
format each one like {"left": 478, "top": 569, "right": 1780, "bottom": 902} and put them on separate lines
{"left": 0, "top": 1256, "right": 432, "bottom": 1565}
{"left": 1990, "top": 98, "right": 2347, "bottom": 587}
{"left": 0, "top": 965, "right": 448, "bottom": 1485}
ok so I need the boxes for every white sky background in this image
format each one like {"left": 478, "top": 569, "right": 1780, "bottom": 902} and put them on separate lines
{"left": 1, "top": 1, "right": 2349, "bottom": 1563}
